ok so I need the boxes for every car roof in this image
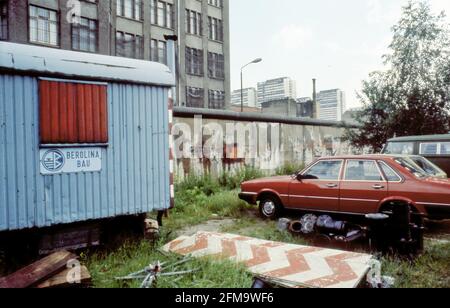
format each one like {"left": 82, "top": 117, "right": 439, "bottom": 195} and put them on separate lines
{"left": 316, "top": 154, "right": 397, "bottom": 160}
{"left": 387, "top": 134, "right": 450, "bottom": 142}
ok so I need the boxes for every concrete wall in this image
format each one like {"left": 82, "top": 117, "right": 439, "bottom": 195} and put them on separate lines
{"left": 172, "top": 108, "right": 358, "bottom": 178}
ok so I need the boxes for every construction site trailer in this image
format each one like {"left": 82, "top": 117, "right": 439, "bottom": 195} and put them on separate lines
{"left": 0, "top": 42, "right": 175, "bottom": 233}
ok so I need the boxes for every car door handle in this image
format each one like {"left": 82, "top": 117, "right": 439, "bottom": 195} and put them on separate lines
{"left": 372, "top": 184, "right": 385, "bottom": 190}
{"left": 326, "top": 183, "right": 338, "bottom": 188}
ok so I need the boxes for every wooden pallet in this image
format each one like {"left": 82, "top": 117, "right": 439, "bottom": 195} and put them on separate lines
{"left": 0, "top": 250, "right": 91, "bottom": 289}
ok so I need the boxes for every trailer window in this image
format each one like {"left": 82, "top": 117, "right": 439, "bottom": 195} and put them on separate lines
{"left": 39, "top": 79, "right": 108, "bottom": 145}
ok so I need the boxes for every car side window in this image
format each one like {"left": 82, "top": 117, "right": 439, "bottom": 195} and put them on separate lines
{"left": 379, "top": 162, "right": 402, "bottom": 182}
{"left": 344, "top": 160, "right": 383, "bottom": 181}
{"left": 303, "top": 160, "right": 342, "bottom": 181}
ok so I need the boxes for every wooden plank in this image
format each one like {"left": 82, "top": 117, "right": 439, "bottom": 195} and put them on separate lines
{"left": 0, "top": 251, "right": 77, "bottom": 289}
{"left": 35, "top": 266, "right": 91, "bottom": 289}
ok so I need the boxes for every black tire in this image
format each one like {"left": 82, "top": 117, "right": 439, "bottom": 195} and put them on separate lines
{"left": 259, "top": 195, "right": 283, "bottom": 220}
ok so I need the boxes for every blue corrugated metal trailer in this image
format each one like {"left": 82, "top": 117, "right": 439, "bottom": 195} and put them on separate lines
{"left": 0, "top": 42, "right": 175, "bottom": 244}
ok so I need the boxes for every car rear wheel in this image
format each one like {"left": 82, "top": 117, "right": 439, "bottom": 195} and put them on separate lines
{"left": 259, "top": 196, "right": 282, "bottom": 220}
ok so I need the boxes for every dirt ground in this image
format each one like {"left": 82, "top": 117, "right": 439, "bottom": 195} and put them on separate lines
{"left": 425, "top": 220, "right": 450, "bottom": 242}
{"left": 176, "top": 219, "right": 237, "bottom": 236}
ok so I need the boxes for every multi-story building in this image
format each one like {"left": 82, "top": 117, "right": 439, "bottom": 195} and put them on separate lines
{"left": 317, "top": 89, "right": 346, "bottom": 121}
{"left": 261, "top": 98, "right": 297, "bottom": 118}
{"left": 296, "top": 97, "right": 314, "bottom": 118}
{"left": 257, "top": 77, "right": 297, "bottom": 107}
{"left": 231, "top": 87, "right": 257, "bottom": 108}
{"left": 1, "top": 0, "right": 230, "bottom": 110}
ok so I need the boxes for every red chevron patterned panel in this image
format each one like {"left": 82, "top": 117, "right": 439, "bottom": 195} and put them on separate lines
{"left": 163, "top": 232, "right": 373, "bottom": 288}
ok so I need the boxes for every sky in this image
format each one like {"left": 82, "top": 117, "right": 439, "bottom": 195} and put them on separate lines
{"left": 229, "top": 0, "right": 450, "bottom": 110}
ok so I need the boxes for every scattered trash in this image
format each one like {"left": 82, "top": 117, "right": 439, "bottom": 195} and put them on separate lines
{"left": 144, "top": 219, "right": 160, "bottom": 240}
{"left": 116, "top": 257, "right": 198, "bottom": 288}
{"left": 277, "top": 218, "right": 291, "bottom": 232}
{"left": 0, "top": 250, "right": 91, "bottom": 289}
{"left": 366, "top": 260, "right": 396, "bottom": 288}
{"left": 282, "top": 205, "right": 424, "bottom": 257}
{"left": 380, "top": 276, "right": 396, "bottom": 289}
{"left": 299, "top": 214, "right": 318, "bottom": 234}
{"left": 251, "top": 277, "right": 274, "bottom": 289}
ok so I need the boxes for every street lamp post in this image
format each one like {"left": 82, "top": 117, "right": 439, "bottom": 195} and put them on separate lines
{"left": 241, "top": 58, "right": 262, "bottom": 112}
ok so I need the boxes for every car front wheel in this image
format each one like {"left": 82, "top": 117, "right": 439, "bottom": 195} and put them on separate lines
{"left": 259, "top": 196, "right": 282, "bottom": 220}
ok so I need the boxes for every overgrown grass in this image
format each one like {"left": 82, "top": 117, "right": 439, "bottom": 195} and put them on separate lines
{"left": 166, "top": 188, "right": 252, "bottom": 230}
{"left": 381, "top": 242, "right": 450, "bottom": 288}
{"left": 84, "top": 237, "right": 253, "bottom": 288}
{"left": 275, "top": 162, "right": 305, "bottom": 176}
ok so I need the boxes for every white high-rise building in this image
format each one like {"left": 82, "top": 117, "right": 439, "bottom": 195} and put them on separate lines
{"left": 317, "top": 89, "right": 346, "bottom": 121}
{"left": 231, "top": 88, "right": 258, "bottom": 108}
{"left": 257, "top": 77, "right": 297, "bottom": 107}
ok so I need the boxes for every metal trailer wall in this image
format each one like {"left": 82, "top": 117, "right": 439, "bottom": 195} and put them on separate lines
{"left": 0, "top": 74, "right": 170, "bottom": 232}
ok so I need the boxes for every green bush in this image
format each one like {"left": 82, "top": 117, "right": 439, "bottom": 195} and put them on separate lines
{"left": 275, "top": 162, "right": 305, "bottom": 176}
{"left": 175, "top": 173, "right": 220, "bottom": 196}
{"left": 218, "top": 166, "right": 266, "bottom": 190}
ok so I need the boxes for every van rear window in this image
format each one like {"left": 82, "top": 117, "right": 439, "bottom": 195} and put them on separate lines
{"left": 383, "top": 142, "right": 414, "bottom": 155}
{"left": 419, "top": 142, "right": 450, "bottom": 155}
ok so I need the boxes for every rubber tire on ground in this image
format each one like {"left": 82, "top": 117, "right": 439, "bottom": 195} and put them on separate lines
{"left": 259, "top": 196, "right": 283, "bottom": 220}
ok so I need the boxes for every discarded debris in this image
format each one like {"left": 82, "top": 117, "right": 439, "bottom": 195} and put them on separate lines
{"left": 282, "top": 207, "right": 424, "bottom": 256}
{"left": 116, "top": 257, "right": 198, "bottom": 288}
{"left": 35, "top": 266, "right": 91, "bottom": 289}
{"left": 277, "top": 218, "right": 291, "bottom": 232}
{"left": 144, "top": 219, "right": 160, "bottom": 240}
{"left": 0, "top": 250, "right": 91, "bottom": 289}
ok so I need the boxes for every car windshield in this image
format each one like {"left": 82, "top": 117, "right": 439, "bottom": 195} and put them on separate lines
{"left": 409, "top": 156, "right": 446, "bottom": 177}
{"left": 394, "top": 158, "right": 428, "bottom": 178}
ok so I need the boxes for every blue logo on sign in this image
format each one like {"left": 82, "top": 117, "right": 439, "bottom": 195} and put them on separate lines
{"left": 42, "top": 150, "right": 65, "bottom": 172}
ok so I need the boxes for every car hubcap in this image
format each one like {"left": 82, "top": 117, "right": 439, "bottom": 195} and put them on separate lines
{"left": 263, "top": 201, "right": 276, "bottom": 216}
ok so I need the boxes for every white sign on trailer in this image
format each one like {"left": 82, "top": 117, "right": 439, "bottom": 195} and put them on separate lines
{"left": 40, "top": 147, "right": 102, "bottom": 175}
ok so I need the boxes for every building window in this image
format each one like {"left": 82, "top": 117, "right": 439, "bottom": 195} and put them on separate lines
{"left": 116, "top": 31, "right": 143, "bottom": 59}
{"left": 186, "top": 87, "right": 204, "bottom": 108}
{"left": 39, "top": 79, "right": 109, "bottom": 145}
{"left": 0, "top": 1, "right": 7, "bottom": 40}
{"left": 208, "top": 90, "right": 225, "bottom": 110}
{"left": 185, "top": 9, "right": 202, "bottom": 35}
{"left": 29, "top": 5, "right": 58, "bottom": 46}
{"left": 208, "top": 0, "right": 223, "bottom": 8}
{"left": 186, "top": 47, "right": 204, "bottom": 76}
{"left": 208, "top": 17, "right": 223, "bottom": 42}
{"left": 117, "top": 0, "right": 142, "bottom": 21}
{"left": 150, "top": 39, "right": 167, "bottom": 64}
{"left": 208, "top": 52, "right": 224, "bottom": 80}
{"left": 151, "top": 0, "right": 173, "bottom": 29}
{"left": 72, "top": 17, "right": 97, "bottom": 52}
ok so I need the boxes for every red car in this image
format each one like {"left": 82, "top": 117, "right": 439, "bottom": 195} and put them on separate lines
{"left": 239, "top": 155, "right": 450, "bottom": 220}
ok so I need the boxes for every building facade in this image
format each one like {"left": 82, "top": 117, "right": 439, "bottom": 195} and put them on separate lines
{"left": 257, "top": 77, "right": 297, "bottom": 107}
{"left": 297, "top": 98, "right": 314, "bottom": 118}
{"left": 231, "top": 87, "right": 257, "bottom": 108}
{"left": 261, "top": 98, "right": 298, "bottom": 118}
{"left": 1, "top": 0, "right": 230, "bottom": 110}
{"left": 317, "top": 89, "right": 346, "bottom": 121}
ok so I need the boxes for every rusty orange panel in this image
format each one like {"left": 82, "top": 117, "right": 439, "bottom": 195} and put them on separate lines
{"left": 99, "top": 86, "right": 108, "bottom": 142}
{"left": 39, "top": 80, "right": 108, "bottom": 144}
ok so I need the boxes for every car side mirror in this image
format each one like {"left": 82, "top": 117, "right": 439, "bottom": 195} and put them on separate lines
{"left": 297, "top": 174, "right": 318, "bottom": 181}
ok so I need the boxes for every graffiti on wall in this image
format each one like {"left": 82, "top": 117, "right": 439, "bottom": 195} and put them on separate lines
{"left": 172, "top": 115, "right": 356, "bottom": 177}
